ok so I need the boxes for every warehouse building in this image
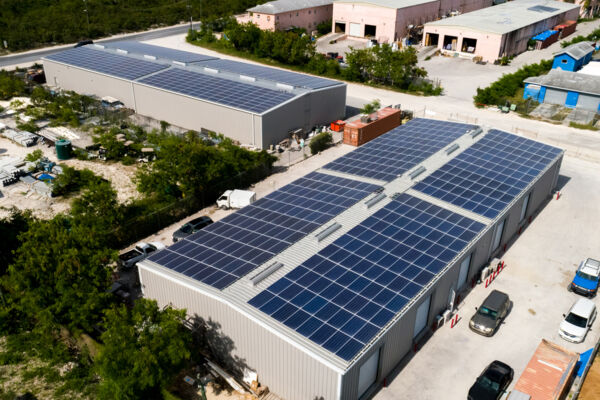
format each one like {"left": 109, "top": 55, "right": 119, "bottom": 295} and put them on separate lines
{"left": 239, "top": 0, "right": 334, "bottom": 32}
{"left": 331, "top": 0, "right": 492, "bottom": 43}
{"left": 42, "top": 41, "right": 346, "bottom": 149}
{"left": 524, "top": 68, "right": 600, "bottom": 111}
{"left": 423, "top": 0, "right": 579, "bottom": 62}
{"left": 138, "top": 118, "right": 563, "bottom": 400}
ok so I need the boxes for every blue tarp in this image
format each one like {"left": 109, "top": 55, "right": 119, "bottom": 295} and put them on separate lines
{"left": 576, "top": 348, "right": 594, "bottom": 377}
{"left": 533, "top": 30, "right": 558, "bottom": 41}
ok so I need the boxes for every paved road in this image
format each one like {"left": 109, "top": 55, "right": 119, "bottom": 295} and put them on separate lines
{"left": 0, "top": 23, "right": 193, "bottom": 67}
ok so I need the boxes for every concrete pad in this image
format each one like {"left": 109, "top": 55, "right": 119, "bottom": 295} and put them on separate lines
{"left": 530, "top": 103, "right": 561, "bottom": 119}
{"left": 565, "top": 109, "right": 597, "bottom": 125}
{"left": 374, "top": 155, "right": 600, "bottom": 400}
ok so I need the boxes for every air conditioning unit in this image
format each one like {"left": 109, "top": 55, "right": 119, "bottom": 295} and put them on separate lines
{"left": 442, "top": 309, "right": 452, "bottom": 322}
{"left": 480, "top": 266, "right": 493, "bottom": 281}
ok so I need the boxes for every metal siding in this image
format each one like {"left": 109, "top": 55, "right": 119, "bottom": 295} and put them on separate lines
{"left": 544, "top": 88, "right": 568, "bottom": 106}
{"left": 43, "top": 60, "right": 136, "bottom": 108}
{"left": 308, "top": 85, "right": 347, "bottom": 128}
{"left": 260, "top": 95, "right": 309, "bottom": 148}
{"left": 576, "top": 93, "right": 600, "bottom": 111}
{"left": 132, "top": 83, "right": 255, "bottom": 146}
{"left": 139, "top": 266, "right": 340, "bottom": 400}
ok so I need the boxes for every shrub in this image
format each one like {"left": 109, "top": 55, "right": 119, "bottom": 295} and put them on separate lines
{"left": 24, "top": 149, "right": 43, "bottom": 162}
{"left": 309, "top": 131, "right": 333, "bottom": 155}
{"left": 316, "top": 19, "right": 331, "bottom": 35}
{"left": 16, "top": 120, "right": 39, "bottom": 133}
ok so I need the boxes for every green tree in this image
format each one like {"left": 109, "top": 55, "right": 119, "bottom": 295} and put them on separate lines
{"left": 0, "top": 70, "right": 26, "bottom": 100}
{"left": 96, "top": 299, "right": 192, "bottom": 399}
{"left": 360, "top": 99, "right": 381, "bottom": 115}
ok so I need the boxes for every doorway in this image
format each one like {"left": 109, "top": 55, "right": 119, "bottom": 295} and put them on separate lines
{"left": 413, "top": 295, "right": 431, "bottom": 338}
{"left": 335, "top": 22, "right": 346, "bottom": 33}
{"left": 425, "top": 32, "right": 439, "bottom": 46}
{"left": 365, "top": 24, "right": 377, "bottom": 38}
{"left": 358, "top": 349, "right": 380, "bottom": 398}
{"left": 443, "top": 35, "right": 458, "bottom": 50}
{"left": 349, "top": 22, "right": 361, "bottom": 37}
{"left": 491, "top": 219, "right": 506, "bottom": 252}
{"left": 461, "top": 37, "right": 477, "bottom": 53}
{"left": 457, "top": 253, "right": 472, "bottom": 290}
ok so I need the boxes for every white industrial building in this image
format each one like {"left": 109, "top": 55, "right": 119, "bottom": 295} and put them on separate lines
{"left": 138, "top": 118, "right": 563, "bottom": 400}
{"left": 42, "top": 41, "right": 346, "bottom": 149}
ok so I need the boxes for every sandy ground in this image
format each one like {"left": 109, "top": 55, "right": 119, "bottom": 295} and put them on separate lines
{"left": 0, "top": 136, "right": 139, "bottom": 219}
{"left": 579, "top": 353, "right": 600, "bottom": 399}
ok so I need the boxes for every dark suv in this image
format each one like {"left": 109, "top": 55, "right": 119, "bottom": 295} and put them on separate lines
{"left": 172, "top": 216, "right": 213, "bottom": 242}
{"left": 468, "top": 360, "right": 513, "bottom": 400}
{"left": 469, "top": 290, "right": 510, "bottom": 336}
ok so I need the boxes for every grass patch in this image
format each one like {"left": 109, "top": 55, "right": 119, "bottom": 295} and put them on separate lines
{"left": 569, "top": 121, "right": 598, "bottom": 130}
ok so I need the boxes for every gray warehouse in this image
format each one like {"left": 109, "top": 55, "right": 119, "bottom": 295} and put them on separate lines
{"left": 42, "top": 41, "right": 346, "bottom": 149}
{"left": 138, "top": 118, "right": 563, "bottom": 400}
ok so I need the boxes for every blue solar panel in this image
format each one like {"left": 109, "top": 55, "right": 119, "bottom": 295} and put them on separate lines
{"left": 99, "top": 41, "right": 217, "bottom": 63}
{"left": 147, "top": 172, "right": 381, "bottom": 289}
{"left": 138, "top": 68, "right": 296, "bottom": 113}
{"left": 413, "top": 129, "right": 563, "bottom": 219}
{"left": 324, "top": 119, "right": 476, "bottom": 182}
{"left": 45, "top": 47, "right": 169, "bottom": 80}
{"left": 197, "top": 59, "right": 341, "bottom": 89}
{"left": 248, "top": 194, "right": 485, "bottom": 361}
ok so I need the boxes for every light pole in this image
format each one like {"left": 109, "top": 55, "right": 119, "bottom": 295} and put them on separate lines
{"left": 83, "top": 0, "right": 90, "bottom": 34}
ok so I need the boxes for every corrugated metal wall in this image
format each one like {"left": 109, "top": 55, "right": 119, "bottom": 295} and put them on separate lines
{"left": 139, "top": 266, "right": 341, "bottom": 400}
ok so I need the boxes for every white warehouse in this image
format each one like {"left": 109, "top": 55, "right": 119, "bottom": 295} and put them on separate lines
{"left": 42, "top": 41, "right": 346, "bottom": 149}
{"left": 138, "top": 118, "right": 563, "bottom": 400}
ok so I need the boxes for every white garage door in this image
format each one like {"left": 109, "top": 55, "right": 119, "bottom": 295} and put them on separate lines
{"left": 544, "top": 88, "right": 567, "bottom": 106}
{"left": 349, "top": 22, "right": 362, "bottom": 37}
{"left": 577, "top": 94, "right": 600, "bottom": 111}
{"left": 358, "top": 349, "right": 379, "bottom": 398}
{"left": 413, "top": 295, "right": 431, "bottom": 338}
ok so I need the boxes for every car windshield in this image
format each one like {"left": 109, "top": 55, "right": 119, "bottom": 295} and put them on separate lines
{"left": 577, "top": 271, "right": 597, "bottom": 281}
{"left": 565, "top": 312, "right": 588, "bottom": 328}
{"left": 478, "top": 376, "right": 500, "bottom": 392}
{"left": 180, "top": 224, "right": 193, "bottom": 233}
{"left": 478, "top": 306, "right": 498, "bottom": 319}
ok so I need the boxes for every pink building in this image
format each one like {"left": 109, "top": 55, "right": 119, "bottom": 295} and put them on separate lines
{"left": 241, "top": 0, "right": 334, "bottom": 32}
{"left": 331, "top": 0, "right": 492, "bottom": 43}
{"left": 423, "top": 0, "right": 580, "bottom": 62}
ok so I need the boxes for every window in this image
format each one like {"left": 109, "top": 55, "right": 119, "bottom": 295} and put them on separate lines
{"left": 257, "top": 14, "right": 260, "bottom": 18}
{"left": 296, "top": 12, "right": 299, "bottom": 16}
{"left": 309, "top": 10, "right": 311, "bottom": 14}
{"left": 562, "top": 59, "right": 568, "bottom": 64}
{"left": 457, "top": 253, "right": 472, "bottom": 289}
{"left": 491, "top": 219, "right": 506, "bottom": 251}
{"left": 413, "top": 295, "right": 431, "bottom": 338}
{"left": 267, "top": 15, "right": 270, "bottom": 21}
{"left": 276, "top": 16, "right": 279, "bottom": 20}
{"left": 520, "top": 193, "right": 531, "bottom": 222}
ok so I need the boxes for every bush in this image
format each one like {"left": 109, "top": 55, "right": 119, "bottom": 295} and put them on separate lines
{"left": 16, "top": 120, "right": 39, "bottom": 133}
{"left": 316, "top": 19, "right": 331, "bottom": 35}
{"left": 561, "top": 28, "right": 600, "bottom": 47}
{"left": 309, "top": 131, "right": 333, "bottom": 155}
{"left": 473, "top": 59, "right": 552, "bottom": 106}
{"left": 51, "top": 166, "right": 104, "bottom": 197}
{"left": 24, "top": 149, "right": 43, "bottom": 162}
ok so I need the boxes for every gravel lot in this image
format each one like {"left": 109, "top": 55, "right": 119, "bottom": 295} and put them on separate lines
{"left": 374, "top": 155, "right": 600, "bottom": 400}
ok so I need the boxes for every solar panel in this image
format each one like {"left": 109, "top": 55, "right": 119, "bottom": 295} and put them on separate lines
{"left": 99, "top": 41, "right": 217, "bottom": 63}
{"left": 528, "top": 5, "right": 558, "bottom": 12}
{"left": 147, "top": 172, "right": 381, "bottom": 290}
{"left": 324, "top": 119, "right": 476, "bottom": 182}
{"left": 413, "top": 129, "right": 563, "bottom": 219}
{"left": 138, "top": 68, "right": 296, "bottom": 113}
{"left": 197, "top": 59, "right": 340, "bottom": 89}
{"left": 45, "top": 47, "right": 169, "bottom": 80}
{"left": 248, "top": 194, "right": 485, "bottom": 361}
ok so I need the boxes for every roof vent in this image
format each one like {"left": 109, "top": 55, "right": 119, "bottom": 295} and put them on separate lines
{"left": 470, "top": 128, "right": 483, "bottom": 138}
{"left": 446, "top": 143, "right": 460, "bottom": 155}
{"left": 315, "top": 222, "right": 342, "bottom": 242}
{"left": 276, "top": 83, "right": 294, "bottom": 91}
{"left": 116, "top": 49, "right": 128, "bottom": 54}
{"left": 409, "top": 166, "right": 426, "bottom": 180}
{"left": 249, "top": 262, "right": 284, "bottom": 286}
{"left": 204, "top": 67, "right": 219, "bottom": 74}
{"left": 172, "top": 61, "right": 187, "bottom": 67}
{"left": 93, "top": 44, "right": 105, "bottom": 49}
{"left": 365, "top": 192, "right": 386, "bottom": 209}
{"left": 240, "top": 74, "right": 256, "bottom": 82}
{"left": 144, "top": 55, "right": 157, "bottom": 60}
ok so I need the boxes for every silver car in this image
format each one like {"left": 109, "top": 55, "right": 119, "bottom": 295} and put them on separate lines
{"left": 470, "top": 290, "right": 510, "bottom": 336}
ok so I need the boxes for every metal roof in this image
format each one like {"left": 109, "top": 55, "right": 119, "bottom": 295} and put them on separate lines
{"left": 425, "top": 0, "right": 579, "bottom": 35}
{"left": 554, "top": 41, "right": 594, "bottom": 61}
{"left": 249, "top": 0, "right": 333, "bottom": 14}
{"left": 525, "top": 69, "right": 600, "bottom": 96}
{"left": 334, "top": 0, "right": 437, "bottom": 9}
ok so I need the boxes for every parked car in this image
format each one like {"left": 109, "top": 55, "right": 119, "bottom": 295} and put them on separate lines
{"left": 74, "top": 40, "right": 93, "bottom": 48}
{"left": 468, "top": 360, "right": 514, "bottom": 400}
{"left": 559, "top": 298, "right": 597, "bottom": 343}
{"left": 172, "top": 216, "right": 213, "bottom": 242}
{"left": 569, "top": 258, "right": 600, "bottom": 297}
{"left": 118, "top": 241, "right": 165, "bottom": 269}
{"left": 469, "top": 290, "right": 510, "bottom": 336}
{"left": 216, "top": 189, "right": 256, "bottom": 209}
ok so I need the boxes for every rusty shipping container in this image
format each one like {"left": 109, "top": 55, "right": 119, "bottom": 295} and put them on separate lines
{"left": 343, "top": 107, "right": 402, "bottom": 146}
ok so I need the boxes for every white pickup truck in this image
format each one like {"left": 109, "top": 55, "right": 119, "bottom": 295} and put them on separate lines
{"left": 217, "top": 190, "right": 256, "bottom": 209}
{"left": 118, "top": 241, "right": 165, "bottom": 269}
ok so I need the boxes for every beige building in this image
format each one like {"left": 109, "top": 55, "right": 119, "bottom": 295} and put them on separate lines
{"left": 423, "top": 0, "right": 579, "bottom": 62}
{"left": 239, "top": 0, "right": 333, "bottom": 32}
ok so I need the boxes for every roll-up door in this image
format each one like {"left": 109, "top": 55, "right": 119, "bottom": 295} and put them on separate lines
{"left": 577, "top": 94, "right": 600, "bottom": 111}
{"left": 413, "top": 295, "right": 431, "bottom": 338}
{"left": 349, "top": 22, "right": 362, "bottom": 37}
{"left": 358, "top": 349, "right": 379, "bottom": 398}
{"left": 544, "top": 88, "right": 567, "bottom": 106}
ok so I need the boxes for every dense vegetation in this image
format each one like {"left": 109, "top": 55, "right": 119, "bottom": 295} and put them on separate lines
{"left": 189, "top": 21, "right": 442, "bottom": 95}
{"left": 561, "top": 27, "right": 600, "bottom": 47}
{"left": 0, "top": 0, "right": 265, "bottom": 51}
{"left": 309, "top": 131, "right": 333, "bottom": 155}
{"left": 473, "top": 60, "right": 552, "bottom": 106}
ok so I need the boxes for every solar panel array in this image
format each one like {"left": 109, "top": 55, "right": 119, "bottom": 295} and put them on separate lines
{"left": 248, "top": 193, "right": 485, "bottom": 361}
{"left": 99, "top": 41, "right": 217, "bottom": 63}
{"left": 198, "top": 59, "right": 340, "bottom": 89}
{"left": 45, "top": 47, "right": 168, "bottom": 80}
{"left": 138, "top": 68, "right": 296, "bottom": 113}
{"left": 324, "top": 119, "right": 476, "bottom": 182}
{"left": 147, "top": 172, "right": 380, "bottom": 290}
{"left": 413, "top": 129, "right": 562, "bottom": 219}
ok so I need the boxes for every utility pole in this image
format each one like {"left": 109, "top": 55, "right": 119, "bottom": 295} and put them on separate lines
{"left": 187, "top": 0, "right": 193, "bottom": 31}
{"left": 83, "top": 0, "right": 90, "bottom": 35}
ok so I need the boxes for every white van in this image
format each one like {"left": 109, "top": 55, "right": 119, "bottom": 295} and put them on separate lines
{"left": 559, "top": 298, "right": 597, "bottom": 343}
{"left": 216, "top": 190, "right": 256, "bottom": 209}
